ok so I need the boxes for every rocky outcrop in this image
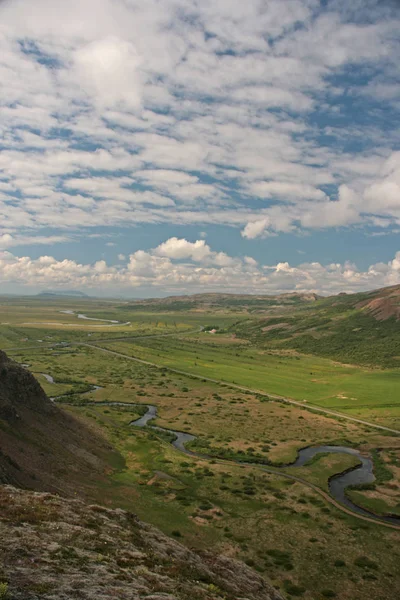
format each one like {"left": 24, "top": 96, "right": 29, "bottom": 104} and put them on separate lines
{"left": 0, "top": 485, "right": 283, "bottom": 600}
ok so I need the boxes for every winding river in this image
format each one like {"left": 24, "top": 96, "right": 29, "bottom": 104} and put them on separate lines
{"left": 59, "top": 310, "right": 130, "bottom": 326}
{"left": 39, "top": 372, "right": 104, "bottom": 401}
{"left": 129, "top": 404, "right": 400, "bottom": 526}
{"left": 43, "top": 378, "right": 399, "bottom": 526}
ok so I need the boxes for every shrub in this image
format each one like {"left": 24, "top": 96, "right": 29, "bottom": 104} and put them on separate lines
{"left": 171, "top": 530, "right": 182, "bottom": 537}
{"left": 334, "top": 559, "right": 346, "bottom": 567}
{"left": 284, "top": 581, "right": 305, "bottom": 596}
{"left": 0, "top": 583, "right": 8, "bottom": 599}
{"left": 354, "top": 556, "right": 379, "bottom": 570}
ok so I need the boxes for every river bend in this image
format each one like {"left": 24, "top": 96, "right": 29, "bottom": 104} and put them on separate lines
{"left": 46, "top": 387, "right": 399, "bottom": 526}
{"left": 129, "top": 404, "right": 400, "bottom": 526}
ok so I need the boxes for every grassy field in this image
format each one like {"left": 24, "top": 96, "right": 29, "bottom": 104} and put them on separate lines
{"left": 1, "top": 297, "right": 400, "bottom": 600}
{"left": 0, "top": 296, "right": 206, "bottom": 348}
{"left": 96, "top": 333, "right": 400, "bottom": 428}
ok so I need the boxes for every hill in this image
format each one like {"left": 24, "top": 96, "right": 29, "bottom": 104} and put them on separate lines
{"left": 38, "top": 290, "right": 89, "bottom": 298}
{"left": 0, "top": 350, "right": 120, "bottom": 494}
{"left": 230, "top": 285, "right": 400, "bottom": 368}
{"left": 120, "top": 292, "right": 320, "bottom": 312}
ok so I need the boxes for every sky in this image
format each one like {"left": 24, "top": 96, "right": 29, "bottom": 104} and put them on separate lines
{"left": 0, "top": 0, "right": 400, "bottom": 298}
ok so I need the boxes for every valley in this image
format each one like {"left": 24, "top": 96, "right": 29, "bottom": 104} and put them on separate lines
{"left": 1, "top": 291, "right": 400, "bottom": 600}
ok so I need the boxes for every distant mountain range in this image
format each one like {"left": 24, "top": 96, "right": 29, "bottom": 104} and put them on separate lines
{"left": 37, "top": 290, "right": 89, "bottom": 298}
{"left": 119, "top": 291, "right": 320, "bottom": 312}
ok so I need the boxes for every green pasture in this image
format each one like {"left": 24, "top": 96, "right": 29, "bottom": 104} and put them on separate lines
{"left": 96, "top": 334, "right": 400, "bottom": 425}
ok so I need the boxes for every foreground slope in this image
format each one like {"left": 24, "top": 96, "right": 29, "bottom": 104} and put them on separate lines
{"left": 0, "top": 486, "right": 282, "bottom": 600}
{"left": 0, "top": 349, "right": 119, "bottom": 494}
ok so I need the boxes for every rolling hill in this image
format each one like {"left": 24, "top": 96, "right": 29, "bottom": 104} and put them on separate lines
{"left": 230, "top": 285, "right": 400, "bottom": 368}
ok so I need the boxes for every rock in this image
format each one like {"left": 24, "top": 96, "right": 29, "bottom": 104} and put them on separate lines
{"left": 0, "top": 485, "right": 284, "bottom": 600}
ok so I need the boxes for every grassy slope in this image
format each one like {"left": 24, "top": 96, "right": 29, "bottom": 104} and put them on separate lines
{"left": 230, "top": 289, "right": 400, "bottom": 368}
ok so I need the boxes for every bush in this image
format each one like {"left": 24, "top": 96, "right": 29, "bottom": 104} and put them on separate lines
{"left": 0, "top": 583, "right": 8, "bottom": 599}
{"left": 284, "top": 581, "right": 305, "bottom": 596}
{"left": 171, "top": 530, "right": 182, "bottom": 537}
{"left": 266, "top": 549, "right": 294, "bottom": 571}
{"left": 334, "top": 559, "right": 346, "bottom": 567}
{"left": 354, "top": 556, "right": 379, "bottom": 570}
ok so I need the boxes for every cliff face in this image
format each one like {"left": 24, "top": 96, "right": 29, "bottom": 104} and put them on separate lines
{"left": 0, "top": 349, "right": 52, "bottom": 420}
{"left": 0, "top": 485, "right": 283, "bottom": 600}
{"left": 0, "top": 350, "right": 120, "bottom": 494}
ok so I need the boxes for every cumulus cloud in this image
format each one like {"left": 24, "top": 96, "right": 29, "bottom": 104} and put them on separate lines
{"left": 2, "top": 239, "right": 400, "bottom": 296}
{"left": 154, "top": 238, "right": 211, "bottom": 261}
{"left": 0, "top": 0, "right": 399, "bottom": 285}
{"left": 242, "top": 218, "right": 271, "bottom": 239}
{"left": 363, "top": 152, "right": 400, "bottom": 215}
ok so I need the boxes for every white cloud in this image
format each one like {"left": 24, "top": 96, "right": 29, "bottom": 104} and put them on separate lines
{"left": 2, "top": 239, "right": 400, "bottom": 296}
{"left": 363, "top": 152, "right": 400, "bottom": 215}
{"left": 0, "top": 233, "right": 70, "bottom": 249}
{"left": 72, "top": 36, "right": 142, "bottom": 109}
{"left": 241, "top": 218, "right": 271, "bottom": 239}
{"left": 0, "top": 0, "right": 399, "bottom": 265}
{"left": 153, "top": 237, "right": 211, "bottom": 261}
{"left": 250, "top": 181, "right": 327, "bottom": 202}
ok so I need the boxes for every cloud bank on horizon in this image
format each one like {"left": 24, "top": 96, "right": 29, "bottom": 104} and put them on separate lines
{"left": 0, "top": 0, "right": 400, "bottom": 295}
{"left": 2, "top": 237, "right": 400, "bottom": 297}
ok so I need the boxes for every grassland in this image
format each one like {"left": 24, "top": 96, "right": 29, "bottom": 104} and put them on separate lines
{"left": 1, "top": 295, "right": 400, "bottom": 600}
{"left": 95, "top": 333, "right": 400, "bottom": 429}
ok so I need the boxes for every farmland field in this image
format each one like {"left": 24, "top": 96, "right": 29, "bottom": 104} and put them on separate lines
{"left": 1, "top": 295, "right": 400, "bottom": 600}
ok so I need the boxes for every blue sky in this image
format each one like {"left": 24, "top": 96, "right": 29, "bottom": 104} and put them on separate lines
{"left": 0, "top": 0, "right": 400, "bottom": 297}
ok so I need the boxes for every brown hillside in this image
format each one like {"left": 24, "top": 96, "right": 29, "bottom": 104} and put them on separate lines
{"left": 356, "top": 285, "right": 400, "bottom": 321}
{"left": 0, "top": 350, "right": 120, "bottom": 495}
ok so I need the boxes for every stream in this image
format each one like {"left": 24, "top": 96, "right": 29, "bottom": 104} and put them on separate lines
{"left": 42, "top": 381, "right": 399, "bottom": 525}
{"left": 129, "top": 404, "right": 400, "bottom": 526}
{"left": 59, "top": 310, "right": 130, "bottom": 326}
{"left": 39, "top": 372, "right": 104, "bottom": 401}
